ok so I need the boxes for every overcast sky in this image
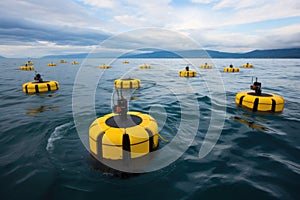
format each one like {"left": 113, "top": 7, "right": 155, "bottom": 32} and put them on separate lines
{"left": 0, "top": 0, "right": 299, "bottom": 57}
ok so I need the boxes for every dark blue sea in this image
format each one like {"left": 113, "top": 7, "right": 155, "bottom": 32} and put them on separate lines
{"left": 0, "top": 58, "right": 299, "bottom": 200}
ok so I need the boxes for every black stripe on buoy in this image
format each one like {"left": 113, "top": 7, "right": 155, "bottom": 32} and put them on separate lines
{"left": 253, "top": 98, "right": 259, "bottom": 112}
{"left": 145, "top": 128, "right": 154, "bottom": 152}
{"left": 120, "top": 81, "right": 123, "bottom": 89}
{"left": 25, "top": 85, "right": 28, "bottom": 93}
{"left": 122, "top": 133, "right": 131, "bottom": 160}
{"left": 239, "top": 95, "right": 245, "bottom": 105}
{"left": 47, "top": 84, "right": 51, "bottom": 91}
{"left": 130, "top": 81, "right": 133, "bottom": 89}
{"left": 55, "top": 82, "right": 58, "bottom": 89}
{"left": 97, "top": 132, "right": 104, "bottom": 159}
{"left": 271, "top": 99, "right": 276, "bottom": 112}
{"left": 35, "top": 84, "right": 39, "bottom": 93}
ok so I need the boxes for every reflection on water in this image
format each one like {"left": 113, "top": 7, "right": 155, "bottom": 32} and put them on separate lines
{"left": 230, "top": 116, "right": 269, "bottom": 132}
{"left": 25, "top": 105, "right": 59, "bottom": 115}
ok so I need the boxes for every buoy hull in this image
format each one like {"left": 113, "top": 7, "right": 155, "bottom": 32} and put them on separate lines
{"left": 22, "top": 81, "right": 59, "bottom": 94}
{"left": 89, "top": 112, "right": 159, "bottom": 160}
{"left": 235, "top": 91, "right": 284, "bottom": 112}
{"left": 114, "top": 79, "right": 141, "bottom": 89}
{"left": 224, "top": 68, "right": 239, "bottom": 72}
{"left": 19, "top": 66, "right": 34, "bottom": 70}
{"left": 179, "top": 70, "right": 196, "bottom": 77}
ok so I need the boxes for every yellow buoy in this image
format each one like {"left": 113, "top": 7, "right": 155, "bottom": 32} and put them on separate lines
{"left": 242, "top": 63, "right": 253, "bottom": 68}
{"left": 139, "top": 65, "right": 151, "bottom": 69}
{"left": 122, "top": 61, "right": 129, "bottom": 64}
{"left": 99, "top": 65, "right": 111, "bottom": 69}
{"left": 19, "top": 66, "right": 34, "bottom": 70}
{"left": 48, "top": 63, "right": 57, "bottom": 66}
{"left": 22, "top": 81, "right": 59, "bottom": 94}
{"left": 89, "top": 111, "right": 159, "bottom": 160}
{"left": 60, "top": 60, "right": 67, "bottom": 63}
{"left": 235, "top": 78, "right": 284, "bottom": 112}
{"left": 179, "top": 70, "right": 196, "bottom": 77}
{"left": 200, "top": 64, "right": 212, "bottom": 69}
{"left": 235, "top": 91, "right": 284, "bottom": 112}
{"left": 223, "top": 67, "right": 239, "bottom": 72}
{"left": 71, "top": 61, "right": 79, "bottom": 65}
{"left": 114, "top": 78, "right": 141, "bottom": 89}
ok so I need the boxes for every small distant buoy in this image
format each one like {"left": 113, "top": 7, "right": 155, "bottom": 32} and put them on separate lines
{"left": 179, "top": 70, "right": 196, "bottom": 77}
{"left": 19, "top": 66, "right": 34, "bottom": 70}
{"left": 48, "top": 63, "right": 57, "bottom": 66}
{"left": 235, "top": 78, "right": 284, "bottom": 112}
{"left": 60, "top": 60, "right": 67, "bottom": 63}
{"left": 122, "top": 61, "right": 129, "bottom": 64}
{"left": 71, "top": 61, "right": 79, "bottom": 65}
{"left": 22, "top": 81, "right": 59, "bottom": 94}
{"left": 200, "top": 64, "right": 212, "bottom": 69}
{"left": 89, "top": 111, "right": 159, "bottom": 160}
{"left": 114, "top": 78, "right": 141, "bottom": 89}
{"left": 242, "top": 63, "right": 253, "bottom": 68}
{"left": 99, "top": 65, "right": 111, "bottom": 69}
{"left": 139, "top": 65, "right": 151, "bottom": 69}
{"left": 223, "top": 68, "right": 239, "bottom": 72}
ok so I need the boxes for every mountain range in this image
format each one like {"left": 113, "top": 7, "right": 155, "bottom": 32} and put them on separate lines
{"left": 1, "top": 48, "right": 299, "bottom": 59}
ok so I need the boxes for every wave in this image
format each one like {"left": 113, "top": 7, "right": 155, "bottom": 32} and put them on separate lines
{"left": 46, "top": 122, "right": 74, "bottom": 152}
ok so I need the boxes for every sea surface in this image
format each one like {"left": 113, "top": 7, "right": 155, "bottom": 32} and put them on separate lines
{"left": 0, "top": 58, "right": 299, "bottom": 200}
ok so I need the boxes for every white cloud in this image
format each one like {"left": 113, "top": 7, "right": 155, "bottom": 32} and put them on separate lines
{"left": 191, "top": 0, "right": 214, "bottom": 4}
{"left": 81, "top": 0, "right": 119, "bottom": 8}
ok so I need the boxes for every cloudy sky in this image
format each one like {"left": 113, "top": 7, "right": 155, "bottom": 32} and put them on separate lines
{"left": 0, "top": 0, "right": 299, "bottom": 57}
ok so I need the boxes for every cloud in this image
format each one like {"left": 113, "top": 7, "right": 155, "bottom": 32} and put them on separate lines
{"left": 81, "top": 0, "right": 119, "bottom": 8}
{"left": 0, "top": 0, "right": 299, "bottom": 57}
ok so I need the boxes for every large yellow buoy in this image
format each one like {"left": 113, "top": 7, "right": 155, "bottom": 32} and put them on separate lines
{"left": 89, "top": 111, "right": 159, "bottom": 160}
{"left": 22, "top": 81, "right": 59, "bottom": 94}
{"left": 19, "top": 65, "right": 34, "bottom": 70}
{"left": 114, "top": 78, "right": 141, "bottom": 89}
{"left": 235, "top": 78, "right": 284, "bottom": 112}
{"left": 71, "top": 61, "right": 79, "bottom": 65}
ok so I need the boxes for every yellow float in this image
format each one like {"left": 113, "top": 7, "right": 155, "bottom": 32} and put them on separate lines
{"left": 99, "top": 65, "right": 111, "bottom": 69}
{"left": 48, "top": 63, "right": 57, "bottom": 66}
{"left": 179, "top": 70, "right": 196, "bottom": 77}
{"left": 242, "top": 63, "right": 253, "bottom": 68}
{"left": 139, "top": 64, "right": 151, "bottom": 69}
{"left": 235, "top": 78, "right": 284, "bottom": 112}
{"left": 114, "top": 78, "right": 141, "bottom": 89}
{"left": 60, "top": 60, "right": 67, "bottom": 63}
{"left": 223, "top": 67, "right": 239, "bottom": 72}
{"left": 89, "top": 111, "right": 159, "bottom": 160}
{"left": 89, "top": 81, "right": 160, "bottom": 161}
{"left": 122, "top": 61, "right": 129, "bottom": 64}
{"left": 22, "top": 81, "right": 59, "bottom": 94}
{"left": 71, "top": 61, "right": 79, "bottom": 65}
{"left": 19, "top": 65, "right": 34, "bottom": 70}
{"left": 200, "top": 63, "right": 212, "bottom": 69}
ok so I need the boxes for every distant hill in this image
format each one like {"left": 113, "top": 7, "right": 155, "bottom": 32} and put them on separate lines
{"left": 41, "top": 48, "right": 300, "bottom": 59}
{"left": 121, "top": 48, "right": 300, "bottom": 58}
{"left": 42, "top": 53, "right": 89, "bottom": 59}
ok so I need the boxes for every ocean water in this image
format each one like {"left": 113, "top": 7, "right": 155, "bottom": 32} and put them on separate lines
{"left": 0, "top": 58, "right": 299, "bottom": 200}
